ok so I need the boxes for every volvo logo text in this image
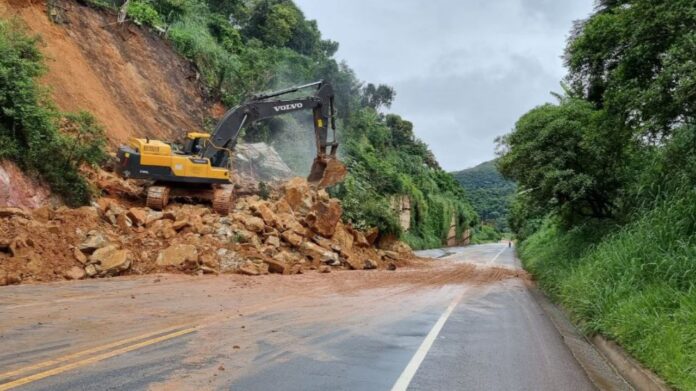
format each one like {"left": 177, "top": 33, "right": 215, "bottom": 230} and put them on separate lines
{"left": 273, "top": 103, "right": 303, "bottom": 112}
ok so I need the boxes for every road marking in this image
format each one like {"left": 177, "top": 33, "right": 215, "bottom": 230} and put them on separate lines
{"left": 391, "top": 289, "right": 468, "bottom": 391}
{"left": 0, "top": 323, "right": 192, "bottom": 382}
{"left": 0, "top": 327, "right": 196, "bottom": 390}
{"left": 391, "top": 246, "right": 507, "bottom": 391}
{"left": 487, "top": 246, "right": 507, "bottom": 265}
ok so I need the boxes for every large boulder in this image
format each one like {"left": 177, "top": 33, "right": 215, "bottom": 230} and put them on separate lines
{"left": 300, "top": 241, "right": 339, "bottom": 265}
{"left": 306, "top": 199, "right": 342, "bottom": 237}
{"left": 333, "top": 223, "right": 354, "bottom": 251}
{"left": 78, "top": 231, "right": 108, "bottom": 253}
{"left": 127, "top": 208, "right": 149, "bottom": 226}
{"left": 275, "top": 213, "right": 305, "bottom": 234}
{"left": 233, "top": 214, "right": 265, "bottom": 233}
{"left": 115, "top": 214, "right": 132, "bottom": 232}
{"left": 265, "top": 235, "right": 281, "bottom": 248}
{"left": 237, "top": 261, "right": 269, "bottom": 276}
{"left": 263, "top": 258, "right": 286, "bottom": 274}
{"left": 90, "top": 244, "right": 120, "bottom": 264}
{"left": 156, "top": 244, "right": 199, "bottom": 268}
{"left": 252, "top": 202, "right": 280, "bottom": 228}
{"left": 281, "top": 230, "right": 304, "bottom": 247}
{"left": 353, "top": 230, "right": 370, "bottom": 248}
{"left": 86, "top": 245, "right": 131, "bottom": 276}
{"left": 85, "top": 264, "right": 98, "bottom": 277}
{"left": 99, "top": 250, "right": 131, "bottom": 276}
{"left": 283, "top": 177, "right": 311, "bottom": 212}
{"left": 218, "top": 249, "right": 244, "bottom": 273}
{"left": 235, "top": 143, "right": 294, "bottom": 181}
{"left": 344, "top": 254, "right": 367, "bottom": 271}
{"left": 73, "top": 247, "right": 88, "bottom": 264}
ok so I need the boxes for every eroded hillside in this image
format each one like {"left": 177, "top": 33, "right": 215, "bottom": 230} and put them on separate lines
{"left": 1, "top": 0, "right": 211, "bottom": 146}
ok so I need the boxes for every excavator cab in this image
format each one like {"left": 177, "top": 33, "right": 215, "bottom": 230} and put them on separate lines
{"left": 181, "top": 132, "right": 210, "bottom": 155}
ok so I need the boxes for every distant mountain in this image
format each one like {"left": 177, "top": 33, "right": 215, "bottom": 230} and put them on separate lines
{"left": 452, "top": 160, "right": 515, "bottom": 231}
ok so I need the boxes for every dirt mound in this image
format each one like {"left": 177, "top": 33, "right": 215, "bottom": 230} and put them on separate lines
{"left": 0, "top": 177, "right": 414, "bottom": 285}
{"left": 2, "top": 0, "right": 210, "bottom": 147}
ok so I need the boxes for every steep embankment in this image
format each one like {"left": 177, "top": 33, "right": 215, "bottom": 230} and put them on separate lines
{"left": 1, "top": 0, "right": 210, "bottom": 146}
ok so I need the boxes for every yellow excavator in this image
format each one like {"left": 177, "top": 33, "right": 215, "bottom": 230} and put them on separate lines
{"left": 115, "top": 81, "right": 346, "bottom": 214}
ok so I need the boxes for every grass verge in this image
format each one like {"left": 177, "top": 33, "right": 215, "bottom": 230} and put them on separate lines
{"left": 519, "top": 188, "right": 696, "bottom": 390}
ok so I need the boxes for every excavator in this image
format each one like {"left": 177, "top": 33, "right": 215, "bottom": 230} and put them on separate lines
{"left": 115, "top": 80, "right": 346, "bottom": 214}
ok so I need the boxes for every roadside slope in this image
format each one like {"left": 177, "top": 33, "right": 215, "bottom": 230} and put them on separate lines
{"left": 1, "top": 0, "right": 210, "bottom": 146}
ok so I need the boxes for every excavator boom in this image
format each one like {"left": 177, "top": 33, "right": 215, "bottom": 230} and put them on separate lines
{"left": 200, "top": 80, "right": 345, "bottom": 187}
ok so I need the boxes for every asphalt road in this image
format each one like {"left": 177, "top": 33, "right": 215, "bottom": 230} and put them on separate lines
{"left": 0, "top": 243, "right": 629, "bottom": 390}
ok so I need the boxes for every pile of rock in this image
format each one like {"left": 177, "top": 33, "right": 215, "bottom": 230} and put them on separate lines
{"left": 0, "top": 178, "right": 412, "bottom": 285}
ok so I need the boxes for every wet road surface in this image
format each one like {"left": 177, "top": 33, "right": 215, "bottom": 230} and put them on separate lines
{"left": 0, "top": 244, "right": 629, "bottom": 390}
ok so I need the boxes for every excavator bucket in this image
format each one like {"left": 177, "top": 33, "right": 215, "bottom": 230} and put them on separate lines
{"left": 307, "top": 156, "right": 348, "bottom": 188}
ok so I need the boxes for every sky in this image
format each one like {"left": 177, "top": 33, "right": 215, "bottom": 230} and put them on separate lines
{"left": 293, "top": 0, "right": 595, "bottom": 171}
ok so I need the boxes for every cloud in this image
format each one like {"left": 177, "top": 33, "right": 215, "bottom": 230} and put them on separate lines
{"left": 294, "top": 0, "right": 594, "bottom": 170}
{"left": 392, "top": 54, "right": 560, "bottom": 169}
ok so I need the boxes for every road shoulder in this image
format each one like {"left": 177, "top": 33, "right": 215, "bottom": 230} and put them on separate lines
{"left": 529, "top": 286, "right": 633, "bottom": 390}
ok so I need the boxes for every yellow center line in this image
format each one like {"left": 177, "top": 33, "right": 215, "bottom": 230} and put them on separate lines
{"left": 0, "top": 323, "right": 193, "bottom": 381}
{"left": 0, "top": 327, "right": 197, "bottom": 391}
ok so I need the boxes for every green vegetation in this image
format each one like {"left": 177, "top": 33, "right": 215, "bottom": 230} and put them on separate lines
{"left": 0, "top": 19, "right": 106, "bottom": 206}
{"left": 498, "top": 1, "right": 696, "bottom": 388}
{"left": 452, "top": 160, "right": 515, "bottom": 232}
{"left": 469, "top": 225, "right": 502, "bottom": 245}
{"left": 521, "top": 189, "right": 696, "bottom": 389}
{"left": 334, "top": 110, "right": 477, "bottom": 249}
{"left": 80, "top": 0, "right": 476, "bottom": 248}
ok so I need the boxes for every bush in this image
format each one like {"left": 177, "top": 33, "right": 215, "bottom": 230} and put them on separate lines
{"left": 471, "top": 225, "right": 502, "bottom": 244}
{"left": 0, "top": 19, "right": 106, "bottom": 206}
{"left": 128, "top": 0, "right": 165, "bottom": 27}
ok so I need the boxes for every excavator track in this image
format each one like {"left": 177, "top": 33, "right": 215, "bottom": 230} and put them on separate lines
{"left": 212, "top": 187, "right": 234, "bottom": 215}
{"left": 146, "top": 186, "right": 170, "bottom": 210}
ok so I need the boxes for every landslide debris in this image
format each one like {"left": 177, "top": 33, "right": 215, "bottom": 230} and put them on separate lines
{"left": 0, "top": 178, "right": 413, "bottom": 286}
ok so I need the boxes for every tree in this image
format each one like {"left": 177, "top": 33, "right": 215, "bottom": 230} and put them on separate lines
{"left": 361, "top": 83, "right": 395, "bottom": 110}
{"left": 497, "top": 99, "right": 632, "bottom": 225}
{"left": 565, "top": 0, "right": 696, "bottom": 140}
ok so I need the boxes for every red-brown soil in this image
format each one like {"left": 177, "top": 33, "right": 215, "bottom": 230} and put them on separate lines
{"left": 1, "top": 0, "right": 211, "bottom": 146}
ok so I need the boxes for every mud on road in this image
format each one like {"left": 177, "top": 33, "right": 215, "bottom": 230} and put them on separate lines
{"left": 0, "top": 256, "right": 525, "bottom": 390}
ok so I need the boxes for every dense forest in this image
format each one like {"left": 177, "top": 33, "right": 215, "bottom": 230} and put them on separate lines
{"left": 497, "top": 0, "right": 696, "bottom": 388}
{"left": 451, "top": 160, "right": 515, "bottom": 232}
{"left": 0, "top": 0, "right": 477, "bottom": 248}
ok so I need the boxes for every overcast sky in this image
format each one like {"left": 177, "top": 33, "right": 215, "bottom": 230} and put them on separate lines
{"left": 294, "top": 0, "right": 595, "bottom": 171}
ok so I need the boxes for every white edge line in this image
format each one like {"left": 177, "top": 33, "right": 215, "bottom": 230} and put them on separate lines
{"left": 390, "top": 289, "right": 468, "bottom": 391}
{"left": 391, "top": 245, "right": 508, "bottom": 391}
{"left": 487, "top": 247, "right": 508, "bottom": 265}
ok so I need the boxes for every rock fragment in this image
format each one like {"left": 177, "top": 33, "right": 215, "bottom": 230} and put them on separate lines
{"left": 156, "top": 244, "right": 199, "bottom": 268}
{"left": 0, "top": 207, "right": 30, "bottom": 219}
{"left": 64, "top": 266, "right": 86, "bottom": 280}
{"left": 79, "top": 231, "right": 108, "bottom": 253}
{"left": 306, "top": 199, "right": 342, "bottom": 237}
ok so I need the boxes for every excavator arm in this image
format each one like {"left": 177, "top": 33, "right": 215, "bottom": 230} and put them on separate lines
{"left": 199, "top": 81, "right": 344, "bottom": 186}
